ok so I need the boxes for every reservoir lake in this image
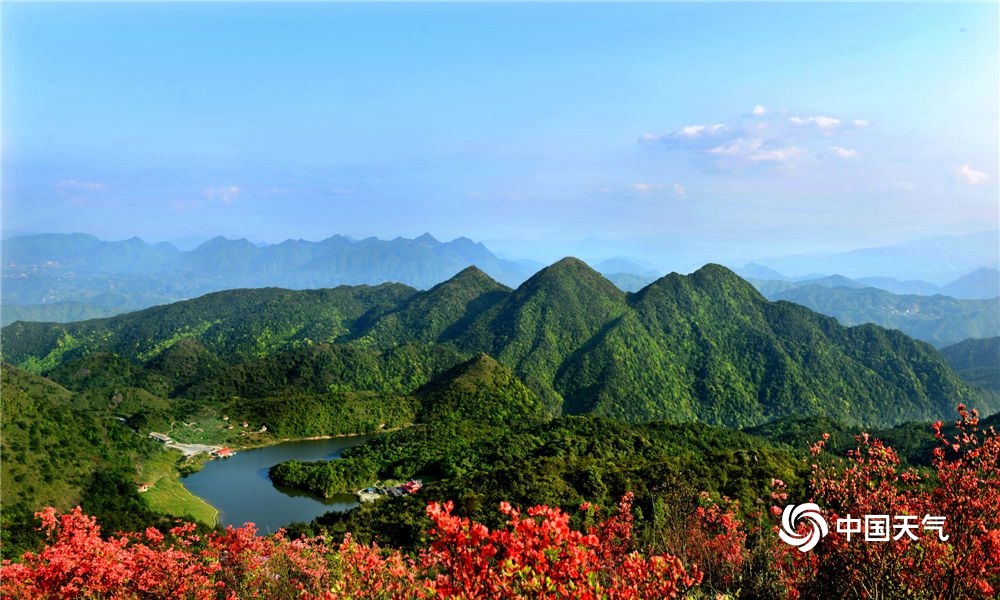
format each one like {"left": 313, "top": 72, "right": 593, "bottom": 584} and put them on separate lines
{"left": 182, "top": 435, "right": 373, "bottom": 533}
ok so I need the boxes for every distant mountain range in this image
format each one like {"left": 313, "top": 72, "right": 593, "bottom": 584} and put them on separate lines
{"left": 743, "top": 230, "right": 999, "bottom": 285}
{"left": 5, "top": 259, "right": 992, "bottom": 428}
{"left": 737, "top": 265, "right": 1000, "bottom": 300}
{"left": 1, "top": 233, "right": 536, "bottom": 324}
{"left": 733, "top": 266, "right": 999, "bottom": 348}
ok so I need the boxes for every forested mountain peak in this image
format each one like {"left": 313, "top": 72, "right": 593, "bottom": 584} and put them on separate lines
{"left": 415, "top": 353, "right": 548, "bottom": 427}
{"left": 513, "top": 256, "right": 625, "bottom": 302}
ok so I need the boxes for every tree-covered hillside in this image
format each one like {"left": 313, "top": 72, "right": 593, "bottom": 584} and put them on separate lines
{"left": 770, "top": 285, "right": 999, "bottom": 347}
{"left": 3, "top": 260, "right": 992, "bottom": 430}
{"left": 941, "top": 336, "right": 1000, "bottom": 395}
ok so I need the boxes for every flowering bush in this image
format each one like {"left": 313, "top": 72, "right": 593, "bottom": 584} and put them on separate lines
{"left": 774, "top": 405, "right": 1000, "bottom": 599}
{"left": 1, "top": 493, "right": 699, "bottom": 599}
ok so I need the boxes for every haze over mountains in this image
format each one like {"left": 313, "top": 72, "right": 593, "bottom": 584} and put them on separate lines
{"left": 1, "top": 233, "right": 534, "bottom": 323}
{"left": 742, "top": 230, "right": 999, "bottom": 286}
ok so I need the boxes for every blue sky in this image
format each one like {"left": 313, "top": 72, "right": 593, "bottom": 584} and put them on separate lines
{"left": 3, "top": 2, "right": 997, "bottom": 268}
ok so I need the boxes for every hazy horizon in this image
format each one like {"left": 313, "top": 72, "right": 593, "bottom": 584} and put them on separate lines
{"left": 3, "top": 3, "right": 998, "bottom": 271}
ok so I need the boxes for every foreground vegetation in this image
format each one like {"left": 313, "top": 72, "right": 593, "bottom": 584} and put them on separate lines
{"left": 3, "top": 407, "right": 997, "bottom": 599}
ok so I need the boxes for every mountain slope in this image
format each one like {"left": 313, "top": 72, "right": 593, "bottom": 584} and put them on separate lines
{"left": 941, "top": 267, "right": 1000, "bottom": 300}
{"left": 2, "top": 284, "right": 416, "bottom": 366}
{"left": 352, "top": 266, "right": 511, "bottom": 345}
{"left": 554, "top": 265, "right": 983, "bottom": 426}
{"left": 415, "top": 353, "right": 548, "bottom": 427}
{"left": 446, "top": 258, "right": 629, "bottom": 413}
{"left": 940, "top": 337, "right": 1000, "bottom": 395}
{"left": 771, "top": 285, "right": 999, "bottom": 347}
{"left": 3, "top": 260, "right": 990, "bottom": 428}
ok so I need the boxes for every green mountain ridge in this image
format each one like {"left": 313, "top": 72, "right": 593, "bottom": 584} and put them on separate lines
{"left": 3, "top": 260, "right": 991, "bottom": 430}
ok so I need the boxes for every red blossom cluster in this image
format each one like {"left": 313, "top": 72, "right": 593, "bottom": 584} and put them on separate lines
{"left": 774, "top": 405, "right": 1000, "bottom": 599}
{"left": 418, "top": 493, "right": 701, "bottom": 599}
{"left": 1, "top": 493, "right": 699, "bottom": 599}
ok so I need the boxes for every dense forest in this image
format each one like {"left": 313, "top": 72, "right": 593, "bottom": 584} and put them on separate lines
{"left": 3, "top": 259, "right": 998, "bottom": 568}
{"left": 5, "top": 261, "right": 992, "bottom": 432}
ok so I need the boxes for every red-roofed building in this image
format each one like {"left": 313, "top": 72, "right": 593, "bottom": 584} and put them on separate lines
{"left": 212, "top": 447, "right": 235, "bottom": 458}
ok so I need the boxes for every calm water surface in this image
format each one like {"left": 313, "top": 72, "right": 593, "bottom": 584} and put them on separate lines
{"left": 182, "top": 436, "right": 373, "bottom": 533}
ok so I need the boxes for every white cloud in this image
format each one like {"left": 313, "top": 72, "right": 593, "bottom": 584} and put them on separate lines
{"left": 790, "top": 115, "right": 841, "bottom": 129}
{"left": 954, "top": 164, "right": 989, "bottom": 185}
{"left": 709, "top": 138, "right": 801, "bottom": 164}
{"left": 56, "top": 180, "right": 108, "bottom": 191}
{"left": 642, "top": 107, "right": 868, "bottom": 172}
{"left": 709, "top": 138, "right": 764, "bottom": 156}
{"left": 203, "top": 185, "right": 240, "bottom": 203}
{"left": 642, "top": 123, "right": 728, "bottom": 142}
{"left": 827, "top": 146, "right": 858, "bottom": 159}
{"left": 678, "top": 123, "right": 727, "bottom": 138}
{"left": 748, "top": 146, "right": 803, "bottom": 163}
{"left": 623, "top": 182, "right": 685, "bottom": 197}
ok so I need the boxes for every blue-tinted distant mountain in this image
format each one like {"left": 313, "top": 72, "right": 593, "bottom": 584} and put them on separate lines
{"left": 854, "top": 276, "right": 942, "bottom": 296}
{"left": 752, "top": 231, "right": 999, "bottom": 284}
{"left": 734, "top": 263, "right": 791, "bottom": 282}
{"left": 594, "top": 257, "right": 661, "bottom": 292}
{"left": 3, "top": 233, "right": 181, "bottom": 274}
{"left": 941, "top": 267, "right": 1000, "bottom": 300}
{"left": 745, "top": 273, "right": 867, "bottom": 297}
{"left": 1, "top": 233, "right": 534, "bottom": 324}
{"left": 594, "top": 257, "right": 661, "bottom": 278}
{"left": 602, "top": 273, "right": 659, "bottom": 292}
{"left": 770, "top": 285, "right": 999, "bottom": 348}
{"left": 745, "top": 266, "right": 998, "bottom": 300}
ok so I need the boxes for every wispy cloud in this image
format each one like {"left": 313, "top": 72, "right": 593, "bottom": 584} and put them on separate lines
{"left": 789, "top": 115, "right": 841, "bottom": 129}
{"left": 640, "top": 106, "right": 869, "bottom": 170}
{"left": 708, "top": 138, "right": 802, "bottom": 164}
{"left": 56, "top": 180, "right": 108, "bottom": 191}
{"left": 954, "top": 164, "right": 989, "bottom": 185}
{"left": 614, "top": 182, "right": 687, "bottom": 198}
{"left": 203, "top": 185, "right": 240, "bottom": 203}
{"left": 640, "top": 123, "right": 727, "bottom": 144}
{"left": 826, "top": 146, "right": 858, "bottom": 159}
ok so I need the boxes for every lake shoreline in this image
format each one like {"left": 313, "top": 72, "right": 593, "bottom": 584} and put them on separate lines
{"left": 177, "top": 434, "right": 378, "bottom": 532}
{"left": 231, "top": 425, "right": 408, "bottom": 452}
